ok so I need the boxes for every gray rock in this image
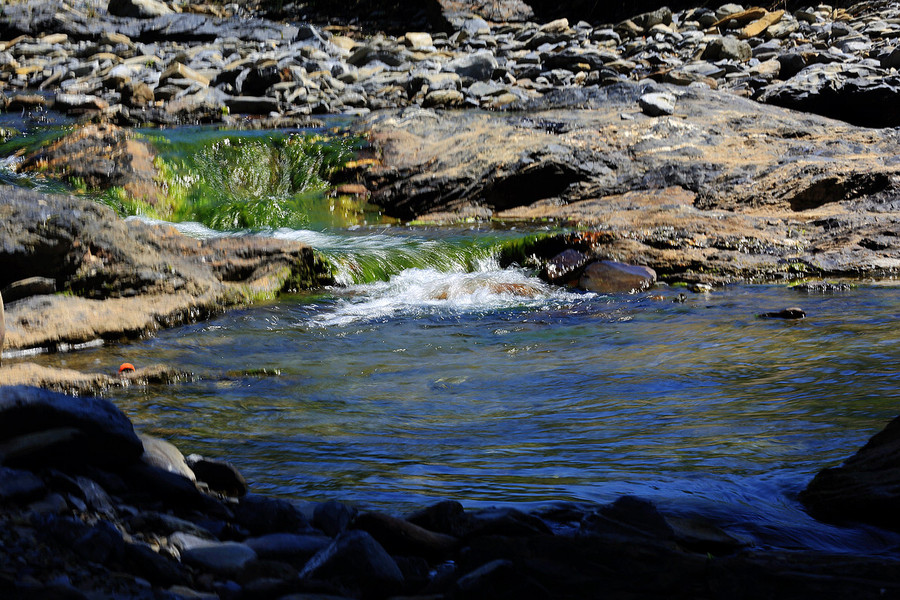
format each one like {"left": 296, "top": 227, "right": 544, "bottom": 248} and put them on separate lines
{"left": 639, "top": 92, "right": 676, "bottom": 116}
{"left": 702, "top": 37, "right": 752, "bottom": 62}
{"left": 244, "top": 532, "right": 332, "bottom": 564}
{"left": 171, "top": 532, "right": 257, "bottom": 575}
{"left": 140, "top": 434, "right": 196, "bottom": 482}
{"left": 579, "top": 260, "right": 656, "bottom": 293}
{"left": 0, "top": 290, "right": 4, "bottom": 366}
{"left": 444, "top": 51, "right": 498, "bottom": 81}
{"left": 107, "top": 0, "right": 173, "bottom": 18}
{"left": 0, "top": 386, "right": 143, "bottom": 469}
{"left": 353, "top": 511, "right": 459, "bottom": 558}
{"left": 299, "top": 530, "right": 404, "bottom": 594}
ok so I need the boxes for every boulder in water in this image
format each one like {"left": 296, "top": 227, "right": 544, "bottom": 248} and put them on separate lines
{"left": 801, "top": 414, "right": 900, "bottom": 531}
{"left": 579, "top": 260, "right": 657, "bottom": 293}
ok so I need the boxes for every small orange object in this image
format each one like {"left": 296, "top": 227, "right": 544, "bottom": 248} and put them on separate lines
{"left": 119, "top": 362, "right": 136, "bottom": 373}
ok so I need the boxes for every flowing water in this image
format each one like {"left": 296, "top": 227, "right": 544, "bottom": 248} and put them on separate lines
{"left": 5, "top": 124, "right": 900, "bottom": 554}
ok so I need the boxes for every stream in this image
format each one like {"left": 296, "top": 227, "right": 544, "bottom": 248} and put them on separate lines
{"left": 5, "top": 122, "right": 900, "bottom": 555}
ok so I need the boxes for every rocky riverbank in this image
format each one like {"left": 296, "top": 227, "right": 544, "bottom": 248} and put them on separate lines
{"left": 4, "top": 383, "right": 900, "bottom": 600}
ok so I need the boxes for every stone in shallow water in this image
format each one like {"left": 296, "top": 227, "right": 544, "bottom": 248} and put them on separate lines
{"left": 579, "top": 260, "right": 657, "bottom": 293}
{"left": 801, "top": 413, "right": 900, "bottom": 531}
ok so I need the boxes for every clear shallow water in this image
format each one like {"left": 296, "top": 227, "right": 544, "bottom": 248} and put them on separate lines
{"left": 21, "top": 225, "right": 900, "bottom": 553}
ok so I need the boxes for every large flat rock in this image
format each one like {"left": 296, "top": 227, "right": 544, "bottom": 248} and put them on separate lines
{"left": 361, "top": 82, "right": 900, "bottom": 281}
{"left": 0, "top": 186, "right": 331, "bottom": 353}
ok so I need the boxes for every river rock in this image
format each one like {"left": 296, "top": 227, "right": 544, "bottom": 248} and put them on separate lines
{"left": 234, "top": 494, "right": 310, "bottom": 535}
{"left": 313, "top": 499, "right": 358, "bottom": 537}
{"left": 579, "top": 260, "right": 657, "bottom": 293}
{"left": 801, "top": 414, "right": 900, "bottom": 531}
{"left": 140, "top": 434, "right": 196, "bottom": 482}
{"left": 299, "top": 530, "right": 404, "bottom": 595}
{"left": 185, "top": 454, "right": 248, "bottom": 497}
{"left": 443, "top": 51, "right": 498, "bottom": 81}
{"left": 702, "top": 36, "right": 752, "bottom": 61}
{"left": 170, "top": 532, "right": 257, "bottom": 575}
{"left": 353, "top": 511, "right": 459, "bottom": 558}
{"left": 0, "top": 386, "right": 143, "bottom": 469}
{"left": 0, "top": 465, "right": 46, "bottom": 502}
{"left": 244, "top": 532, "right": 332, "bottom": 565}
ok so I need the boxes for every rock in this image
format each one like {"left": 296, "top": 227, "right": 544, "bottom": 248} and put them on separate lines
{"left": 16, "top": 123, "right": 161, "bottom": 204}
{"left": 801, "top": 414, "right": 900, "bottom": 531}
{"left": 443, "top": 51, "right": 498, "bottom": 81}
{"left": 225, "top": 95, "right": 280, "bottom": 115}
{"left": 0, "top": 465, "right": 46, "bottom": 502}
{"left": 466, "top": 506, "right": 553, "bottom": 537}
{"left": 140, "top": 434, "right": 196, "bottom": 482}
{"left": 639, "top": 91, "right": 676, "bottom": 116}
{"left": 455, "top": 559, "right": 546, "bottom": 599}
{"left": 352, "top": 511, "right": 459, "bottom": 558}
{"left": 587, "top": 496, "right": 674, "bottom": 539}
{"left": 1, "top": 277, "right": 57, "bottom": 304}
{"left": 542, "top": 249, "right": 590, "bottom": 284}
{"left": 299, "top": 530, "right": 404, "bottom": 595}
{"left": 404, "top": 32, "right": 433, "bottom": 49}
{"left": 757, "top": 307, "right": 805, "bottom": 319}
{"left": 739, "top": 10, "right": 784, "bottom": 39}
{"left": 0, "top": 290, "right": 4, "bottom": 366}
{"left": 758, "top": 63, "right": 900, "bottom": 128}
{"left": 185, "top": 454, "right": 248, "bottom": 497}
{"left": 313, "top": 500, "right": 357, "bottom": 537}
{"left": 0, "top": 386, "right": 143, "bottom": 469}
{"left": 107, "top": 0, "right": 174, "bottom": 18}
{"left": 424, "top": 89, "right": 464, "bottom": 107}
{"left": 579, "top": 261, "right": 657, "bottom": 293}
{"left": 170, "top": 532, "right": 257, "bottom": 575}
{"left": 702, "top": 37, "right": 752, "bottom": 62}
{"left": 406, "top": 499, "right": 469, "bottom": 537}
{"left": 244, "top": 532, "right": 332, "bottom": 565}
{"left": 234, "top": 494, "right": 310, "bottom": 535}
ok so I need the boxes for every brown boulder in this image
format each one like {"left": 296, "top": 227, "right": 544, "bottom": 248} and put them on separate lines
{"left": 579, "top": 260, "right": 657, "bottom": 293}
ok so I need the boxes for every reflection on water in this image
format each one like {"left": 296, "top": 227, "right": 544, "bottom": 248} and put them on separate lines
{"left": 20, "top": 254, "right": 900, "bottom": 553}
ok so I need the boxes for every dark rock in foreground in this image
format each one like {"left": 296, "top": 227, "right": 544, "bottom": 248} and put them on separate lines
{"left": 0, "top": 186, "right": 332, "bottom": 354}
{"left": 801, "top": 414, "right": 900, "bottom": 532}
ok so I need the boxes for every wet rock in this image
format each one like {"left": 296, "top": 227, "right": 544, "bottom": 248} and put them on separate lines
{"left": 16, "top": 123, "right": 161, "bottom": 205}
{"left": 454, "top": 558, "right": 547, "bottom": 599}
{"left": 406, "top": 499, "right": 469, "bottom": 537}
{"left": 140, "top": 434, "right": 196, "bottom": 482}
{"left": 757, "top": 307, "right": 805, "bottom": 319}
{"left": 299, "top": 530, "right": 404, "bottom": 595}
{"left": 579, "top": 260, "right": 657, "bottom": 294}
{"left": 466, "top": 506, "right": 553, "bottom": 538}
{"left": 801, "top": 413, "right": 900, "bottom": 531}
{"left": 185, "top": 454, "right": 248, "bottom": 497}
{"left": 0, "top": 386, "right": 143, "bottom": 470}
{"left": 542, "top": 249, "right": 590, "bottom": 284}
